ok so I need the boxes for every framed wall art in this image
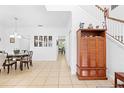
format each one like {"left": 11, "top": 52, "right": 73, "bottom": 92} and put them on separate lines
{"left": 44, "top": 36, "right": 47, "bottom": 47}
{"left": 10, "top": 37, "right": 15, "bottom": 43}
{"left": 48, "top": 36, "right": 52, "bottom": 47}
{"left": 34, "top": 36, "right": 38, "bottom": 47}
{"left": 34, "top": 36, "right": 53, "bottom": 47}
{"left": 39, "top": 36, "right": 43, "bottom": 47}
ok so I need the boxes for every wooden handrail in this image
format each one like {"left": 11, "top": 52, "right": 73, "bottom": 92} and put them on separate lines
{"left": 107, "top": 16, "right": 124, "bottom": 23}
{"left": 96, "top": 5, "right": 124, "bottom": 45}
{"left": 95, "top": 5, "right": 104, "bottom": 12}
{"left": 95, "top": 5, "right": 124, "bottom": 24}
{"left": 106, "top": 32, "right": 124, "bottom": 45}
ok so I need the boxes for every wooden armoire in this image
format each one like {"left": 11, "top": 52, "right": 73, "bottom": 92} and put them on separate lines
{"left": 77, "top": 29, "right": 107, "bottom": 80}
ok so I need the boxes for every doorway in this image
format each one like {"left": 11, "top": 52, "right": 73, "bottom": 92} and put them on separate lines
{"left": 57, "top": 38, "right": 65, "bottom": 55}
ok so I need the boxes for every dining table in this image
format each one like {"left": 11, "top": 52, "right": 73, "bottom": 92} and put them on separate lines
{"left": 7, "top": 53, "right": 29, "bottom": 71}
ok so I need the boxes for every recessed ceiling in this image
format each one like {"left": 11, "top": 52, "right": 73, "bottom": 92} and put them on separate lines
{"left": 0, "top": 5, "right": 71, "bottom": 28}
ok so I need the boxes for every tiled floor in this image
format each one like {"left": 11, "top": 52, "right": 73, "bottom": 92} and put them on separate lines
{"left": 0, "top": 54, "right": 114, "bottom": 88}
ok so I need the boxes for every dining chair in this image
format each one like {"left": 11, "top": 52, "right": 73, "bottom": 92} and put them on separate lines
{"left": 0, "top": 53, "right": 6, "bottom": 73}
{"left": 3, "top": 53, "right": 17, "bottom": 74}
{"left": 29, "top": 51, "right": 33, "bottom": 66}
{"left": 20, "top": 55, "right": 30, "bottom": 71}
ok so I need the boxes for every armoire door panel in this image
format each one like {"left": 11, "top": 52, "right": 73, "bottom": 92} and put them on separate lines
{"left": 81, "top": 37, "right": 88, "bottom": 67}
{"left": 90, "top": 70, "right": 97, "bottom": 77}
{"left": 77, "top": 31, "right": 81, "bottom": 68}
{"left": 77, "top": 29, "right": 106, "bottom": 80}
{"left": 88, "top": 38, "right": 96, "bottom": 67}
{"left": 82, "top": 54, "right": 88, "bottom": 67}
{"left": 98, "top": 38, "right": 105, "bottom": 67}
{"left": 81, "top": 70, "right": 88, "bottom": 77}
{"left": 98, "top": 70, "right": 106, "bottom": 77}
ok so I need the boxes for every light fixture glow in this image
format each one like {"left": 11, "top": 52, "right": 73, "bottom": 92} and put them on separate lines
{"left": 9, "top": 17, "right": 22, "bottom": 39}
{"left": 10, "top": 34, "right": 15, "bottom": 38}
{"left": 17, "top": 35, "right": 22, "bottom": 39}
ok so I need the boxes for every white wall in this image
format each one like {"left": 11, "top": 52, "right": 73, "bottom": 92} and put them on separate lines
{"left": 65, "top": 14, "right": 72, "bottom": 67}
{"left": 0, "top": 5, "right": 106, "bottom": 75}
{"left": 107, "top": 34, "right": 124, "bottom": 80}
{"left": 27, "top": 27, "right": 66, "bottom": 61}
{"left": 0, "top": 27, "right": 19, "bottom": 53}
{"left": 80, "top": 5, "right": 105, "bottom": 28}
{"left": 109, "top": 5, "right": 124, "bottom": 20}
{"left": 106, "top": 5, "right": 124, "bottom": 80}
{"left": 19, "top": 38, "right": 30, "bottom": 51}
{"left": 70, "top": 6, "right": 99, "bottom": 74}
{"left": 51, "top": 6, "right": 100, "bottom": 74}
{"left": 65, "top": 32, "right": 71, "bottom": 66}
{"left": 0, "top": 27, "right": 7, "bottom": 50}
{"left": 46, "top": 5, "right": 101, "bottom": 74}
{"left": 0, "top": 27, "right": 30, "bottom": 54}
{"left": 0, "top": 26, "right": 67, "bottom": 61}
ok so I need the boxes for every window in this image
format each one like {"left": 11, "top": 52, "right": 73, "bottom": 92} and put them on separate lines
{"left": 34, "top": 36, "right": 38, "bottom": 47}
{"left": 34, "top": 36, "right": 52, "bottom": 47}
{"left": 39, "top": 36, "right": 43, "bottom": 47}
{"left": 111, "top": 5, "right": 119, "bottom": 10}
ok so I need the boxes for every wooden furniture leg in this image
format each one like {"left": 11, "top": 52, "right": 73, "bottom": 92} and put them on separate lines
{"left": 30, "top": 61, "right": 33, "bottom": 66}
{"left": 115, "top": 72, "right": 117, "bottom": 88}
{"left": 15, "top": 62, "right": 17, "bottom": 70}
{"left": 27, "top": 62, "right": 29, "bottom": 69}
{"left": 7, "top": 65, "right": 10, "bottom": 74}
{"left": 114, "top": 72, "right": 124, "bottom": 88}
{"left": 20, "top": 62, "right": 23, "bottom": 71}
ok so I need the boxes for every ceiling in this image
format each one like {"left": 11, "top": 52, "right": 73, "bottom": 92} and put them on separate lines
{"left": 79, "top": 5, "right": 110, "bottom": 19}
{"left": 0, "top": 5, "right": 71, "bottom": 28}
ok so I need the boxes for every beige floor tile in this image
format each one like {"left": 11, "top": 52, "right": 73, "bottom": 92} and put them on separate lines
{"left": 45, "top": 78, "right": 58, "bottom": 85}
{"left": 59, "top": 81, "right": 72, "bottom": 85}
{"left": 97, "top": 80, "right": 113, "bottom": 85}
{"left": 2, "top": 82, "right": 19, "bottom": 86}
{"left": 72, "top": 84, "right": 87, "bottom": 88}
{"left": 85, "top": 80, "right": 99, "bottom": 85}
{"left": 26, "top": 85, "right": 43, "bottom": 88}
{"left": 43, "top": 84, "right": 58, "bottom": 88}
{"left": 87, "top": 84, "right": 99, "bottom": 88}
{"left": 32, "top": 79, "right": 46, "bottom": 83}
{"left": 71, "top": 79, "right": 86, "bottom": 85}
{"left": 48, "top": 73, "right": 59, "bottom": 77}
{"left": 59, "top": 84, "right": 72, "bottom": 88}
{"left": 16, "top": 82, "right": 31, "bottom": 86}
{"left": 45, "top": 81, "right": 58, "bottom": 85}
{"left": 14, "top": 85, "right": 28, "bottom": 88}
{"left": 0, "top": 55, "right": 113, "bottom": 88}
{"left": 0, "top": 85, "right": 15, "bottom": 88}
{"left": 35, "top": 76, "right": 48, "bottom": 79}
{"left": 59, "top": 74, "right": 71, "bottom": 77}
{"left": 47, "top": 77, "right": 58, "bottom": 80}
{"left": 28, "top": 83, "right": 44, "bottom": 86}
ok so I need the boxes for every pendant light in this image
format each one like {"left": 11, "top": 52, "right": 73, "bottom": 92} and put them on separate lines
{"left": 10, "top": 17, "right": 22, "bottom": 39}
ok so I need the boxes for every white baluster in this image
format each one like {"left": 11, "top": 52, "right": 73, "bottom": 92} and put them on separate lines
{"left": 114, "top": 21, "right": 116, "bottom": 38}
{"left": 122, "top": 24, "right": 124, "bottom": 43}
{"left": 106, "top": 18, "right": 109, "bottom": 33}
{"left": 107, "top": 18, "right": 110, "bottom": 34}
{"left": 112, "top": 21, "right": 114, "bottom": 37}
{"left": 120, "top": 23, "right": 123, "bottom": 42}
{"left": 116, "top": 21, "right": 119, "bottom": 40}
{"left": 109, "top": 20, "right": 111, "bottom": 36}
{"left": 119, "top": 22, "right": 122, "bottom": 41}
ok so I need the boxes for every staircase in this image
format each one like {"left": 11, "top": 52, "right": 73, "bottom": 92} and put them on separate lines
{"left": 95, "top": 5, "right": 124, "bottom": 45}
{"left": 95, "top": 5, "right": 124, "bottom": 80}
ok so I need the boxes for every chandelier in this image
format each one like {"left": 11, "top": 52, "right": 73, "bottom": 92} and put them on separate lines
{"left": 10, "top": 17, "right": 22, "bottom": 39}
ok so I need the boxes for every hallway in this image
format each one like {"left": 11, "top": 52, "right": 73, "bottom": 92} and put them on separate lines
{"left": 0, "top": 55, "right": 113, "bottom": 88}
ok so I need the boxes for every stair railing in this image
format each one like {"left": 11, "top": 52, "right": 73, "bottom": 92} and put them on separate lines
{"left": 95, "top": 5, "right": 124, "bottom": 44}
